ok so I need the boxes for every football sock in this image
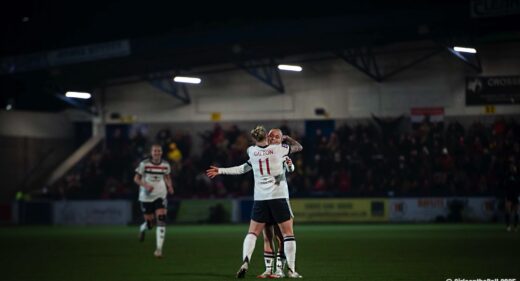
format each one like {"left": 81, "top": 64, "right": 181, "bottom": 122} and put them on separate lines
{"left": 506, "top": 213, "right": 511, "bottom": 227}
{"left": 276, "top": 252, "right": 286, "bottom": 272}
{"left": 156, "top": 226, "right": 165, "bottom": 250}
{"left": 156, "top": 215, "right": 166, "bottom": 250}
{"left": 243, "top": 233, "right": 257, "bottom": 263}
{"left": 264, "top": 251, "right": 275, "bottom": 273}
{"left": 141, "top": 219, "right": 153, "bottom": 232}
{"left": 514, "top": 213, "right": 519, "bottom": 227}
{"left": 283, "top": 236, "right": 296, "bottom": 272}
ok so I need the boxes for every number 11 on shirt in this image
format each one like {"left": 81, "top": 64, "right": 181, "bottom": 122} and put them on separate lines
{"left": 259, "top": 158, "right": 271, "bottom": 175}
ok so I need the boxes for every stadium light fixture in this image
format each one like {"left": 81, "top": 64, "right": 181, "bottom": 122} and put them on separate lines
{"left": 173, "top": 76, "right": 201, "bottom": 84}
{"left": 453, "top": 46, "right": 477, "bottom": 54}
{"left": 278, "top": 64, "right": 303, "bottom": 72}
{"left": 65, "top": 91, "right": 91, "bottom": 99}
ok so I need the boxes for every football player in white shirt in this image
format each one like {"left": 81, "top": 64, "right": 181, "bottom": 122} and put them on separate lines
{"left": 208, "top": 126, "right": 303, "bottom": 278}
{"left": 206, "top": 128, "right": 296, "bottom": 278}
{"left": 134, "top": 144, "right": 174, "bottom": 258}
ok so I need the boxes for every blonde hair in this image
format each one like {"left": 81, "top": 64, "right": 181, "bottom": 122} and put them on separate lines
{"left": 250, "top": 125, "right": 267, "bottom": 142}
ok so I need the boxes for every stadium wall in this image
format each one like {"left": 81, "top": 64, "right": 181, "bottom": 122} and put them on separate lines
{"left": 0, "top": 110, "right": 74, "bottom": 138}
{"left": 388, "top": 197, "right": 497, "bottom": 222}
{"left": 240, "top": 197, "right": 498, "bottom": 223}
{"left": 0, "top": 111, "right": 75, "bottom": 202}
{"left": 53, "top": 200, "right": 132, "bottom": 225}
{"left": 9, "top": 197, "right": 499, "bottom": 225}
{"left": 102, "top": 43, "right": 520, "bottom": 123}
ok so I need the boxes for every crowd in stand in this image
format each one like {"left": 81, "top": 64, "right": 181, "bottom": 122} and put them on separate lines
{"left": 48, "top": 116, "right": 519, "bottom": 200}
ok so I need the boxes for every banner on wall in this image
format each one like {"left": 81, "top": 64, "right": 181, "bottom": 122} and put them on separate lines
{"left": 175, "top": 200, "right": 232, "bottom": 223}
{"left": 290, "top": 199, "right": 388, "bottom": 222}
{"left": 389, "top": 197, "right": 497, "bottom": 222}
{"left": 1, "top": 40, "right": 131, "bottom": 75}
{"left": 457, "top": 197, "right": 496, "bottom": 221}
{"left": 470, "top": 0, "right": 520, "bottom": 18}
{"left": 390, "top": 198, "right": 447, "bottom": 222}
{"left": 466, "top": 76, "right": 520, "bottom": 105}
{"left": 410, "top": 107, "right": 445, "bottom": 123}
{"left": 53, "top": 200, "right": 132, "bottom": 225}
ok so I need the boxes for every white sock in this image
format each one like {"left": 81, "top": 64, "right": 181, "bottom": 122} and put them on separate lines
{"left": 242, "top": 233, "right": 257, "bottom": 263}
{"left": 264, "top": 252, "right": 275, "bottom": 273}
{"left": 140, "top": 222, "right": 147, "bottom": 232}
{"left": 283, "top": 236, "right": 296, "bottom": 272}
{"left": 276, "top": 253, "right": 285, "bottom": 272}
{"left": 156, "top": 226, "right": 165, "bottom": 250}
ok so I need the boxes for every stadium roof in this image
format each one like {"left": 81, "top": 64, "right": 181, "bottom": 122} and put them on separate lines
{"left": 1, "top": 0, "right": 519, "bottom": 111}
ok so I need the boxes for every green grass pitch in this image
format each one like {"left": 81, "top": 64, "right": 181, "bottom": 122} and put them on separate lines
{"left": 1, "top": 224, "right": 519, "bottom": 281}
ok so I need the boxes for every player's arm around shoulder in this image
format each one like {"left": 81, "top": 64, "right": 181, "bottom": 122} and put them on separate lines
{"left": 282, "top": 135, "right": 303, "bottom": 153}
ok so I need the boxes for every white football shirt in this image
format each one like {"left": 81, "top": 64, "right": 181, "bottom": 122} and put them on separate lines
{"left": 135, "top": 158, "right": 171, "bottom": 202}
{"left": 218, "top": 155, "right": 295, "bottom": 199}
{"left": 247, "top": 143, "right": 290, "bottom": 200}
